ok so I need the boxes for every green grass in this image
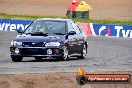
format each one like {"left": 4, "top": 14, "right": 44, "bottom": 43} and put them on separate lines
{"left": 0, "top": 13, "right": 132, "bottom": 25}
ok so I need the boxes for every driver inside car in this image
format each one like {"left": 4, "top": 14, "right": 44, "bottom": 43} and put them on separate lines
{"left": 35, "top": 24, "right": 45, "bottom": 33}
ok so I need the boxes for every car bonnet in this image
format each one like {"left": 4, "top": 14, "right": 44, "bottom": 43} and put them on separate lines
{"left": 14, "top": 34, "right": 65, "bottom": 42}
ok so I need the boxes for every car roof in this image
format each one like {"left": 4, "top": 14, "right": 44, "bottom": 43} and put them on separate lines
{"left": 37, "top": 18, "right": 72, "bottom": 21}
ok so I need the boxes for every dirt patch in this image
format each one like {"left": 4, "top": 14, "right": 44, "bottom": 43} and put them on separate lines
{"left": 0, "top": 0, "right": 131, "bottom": 8}
{"left": 0, "top": 0, "right": 131, "bottom": 20}
{"left": 0, "top": 73, "right": 79, "bottom": 88}
{"left": 0, "top": 72, "right": 132, "bottom": 88}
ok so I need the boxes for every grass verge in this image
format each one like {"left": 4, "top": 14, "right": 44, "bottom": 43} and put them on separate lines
{"left": 0, "top": 13, "right": 132, "bottom": 25}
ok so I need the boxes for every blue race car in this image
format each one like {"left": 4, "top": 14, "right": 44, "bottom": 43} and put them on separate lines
{"left": 10, "top": 18, "right": 88, "bottom": 62}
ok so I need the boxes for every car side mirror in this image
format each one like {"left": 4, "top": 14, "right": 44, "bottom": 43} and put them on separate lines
{"left": 17, "top": 30, "right": 23, "bottom": 33}
{"left": 68, "top": 31, "right": 76, "bottom": 35}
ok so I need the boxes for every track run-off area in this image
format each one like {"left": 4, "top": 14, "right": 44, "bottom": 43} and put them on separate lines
{"left": 0, "top": 31, "right": 132, "bottom": 74}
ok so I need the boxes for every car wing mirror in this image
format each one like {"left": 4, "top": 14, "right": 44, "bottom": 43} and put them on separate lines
{"left": 68, "top": 31, "right": 76, "bottom": 35}
{"left": 16, "top": 29, "right": 23, "bottom": 33}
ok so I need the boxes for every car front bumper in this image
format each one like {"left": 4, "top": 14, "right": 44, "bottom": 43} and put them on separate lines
{"left": 10, "top": 46, "right": 64, "bottom": 58}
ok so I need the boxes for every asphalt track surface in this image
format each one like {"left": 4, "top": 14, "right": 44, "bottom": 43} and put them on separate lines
{"left": 0, "top": 31, "right": 132, "bottom": 74}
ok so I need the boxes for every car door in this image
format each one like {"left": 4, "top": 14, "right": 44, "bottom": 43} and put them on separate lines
{"left": 67, "top": 21, "right": 78, "bottom": 54}
{"left": 67, "top": 20, "right": 84, "bottom": 54}
{"left": 70, "top": 21, "right": 84, "bottom": 53}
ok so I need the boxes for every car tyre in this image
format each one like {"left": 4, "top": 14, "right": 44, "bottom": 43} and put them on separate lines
{"left": 77, "top": 45, "right": 87, "bottom": 59}
{"left": 11, "top": 56, "right": 23, "bottom": 62}
{"left": 34, "top": 57, "right": 43, "bottom": 62}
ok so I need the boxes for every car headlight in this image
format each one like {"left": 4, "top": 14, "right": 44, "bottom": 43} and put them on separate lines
{"left": 11, "top": 41, "right": 22, "bottom": 46}
{"left": 45, "top": 42, "right": 60, "bottom": 46}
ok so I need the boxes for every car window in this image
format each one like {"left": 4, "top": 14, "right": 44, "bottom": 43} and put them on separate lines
{"left": 68, "top": 21, "right": 74, "bottom": 32}
{"left": 68, "top": 21, "right": 81, "bottom": 34}
{"left": 24, "top": 20, "right": 66, "bottom": 34}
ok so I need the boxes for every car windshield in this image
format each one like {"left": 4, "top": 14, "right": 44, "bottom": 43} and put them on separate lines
{"left": 24, "top": 20, "right": 66, "bottom": 35}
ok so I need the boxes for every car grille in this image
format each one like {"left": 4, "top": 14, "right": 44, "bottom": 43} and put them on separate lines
{"left": 21, "top": 48, "right": 46, "bottom": 55}
{"left": 23, "top": 42, "right": 45, "bottom": 47}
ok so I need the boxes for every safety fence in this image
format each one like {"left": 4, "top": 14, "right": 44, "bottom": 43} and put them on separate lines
{"left": 0, "top": 19, "right": 132, "bottom": 38}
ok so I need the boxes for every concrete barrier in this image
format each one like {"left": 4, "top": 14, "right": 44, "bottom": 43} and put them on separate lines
{"left": 77, "top": 23, "right": 132, "bottom": 38}
{"left": 0, "top": 19, "right": 32, "bottom": 31}
{"left": 0, "top": 19, "right": 132, "bottom": 38}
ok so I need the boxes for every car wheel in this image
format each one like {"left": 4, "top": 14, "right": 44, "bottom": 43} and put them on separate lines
{"left": 34, "top": 57, "right": 43, "bottom": 62}
{"left": 11, "top": 56, "right": 23, "bottom": 62}
{"left": 60, "top": 46, "right": 69, "bottom": 61}
{"left": 77, "top": 45, "right": 87, "bottom": 59}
